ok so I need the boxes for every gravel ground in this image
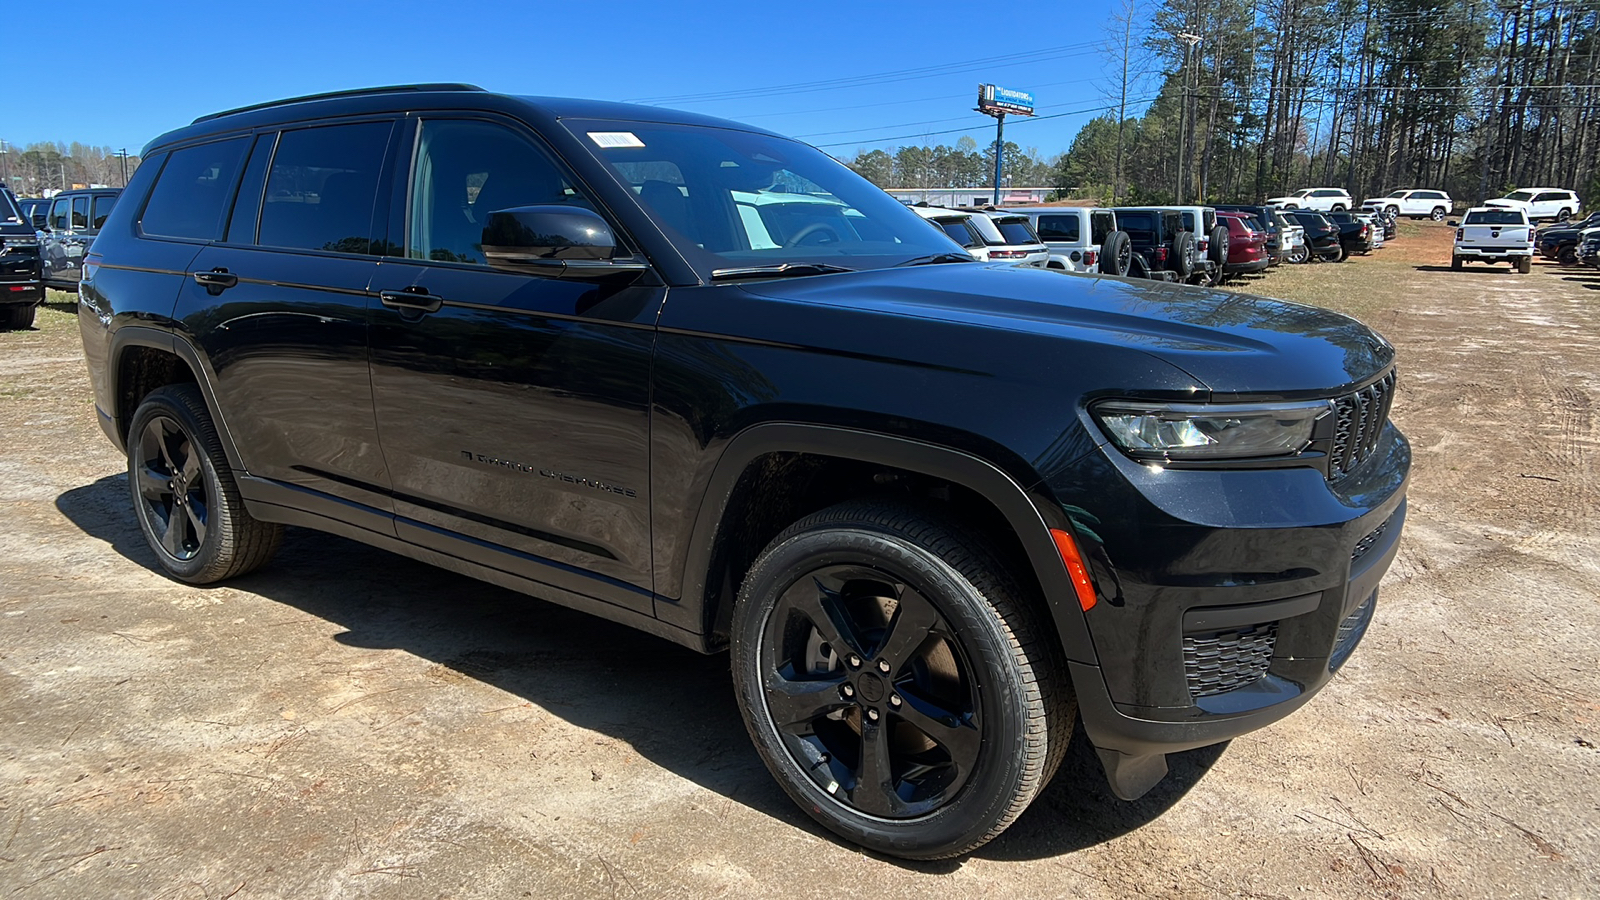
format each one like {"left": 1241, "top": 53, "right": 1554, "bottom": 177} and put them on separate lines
{"left": 2, "top": 225, "right": 1597, "bottom": 899}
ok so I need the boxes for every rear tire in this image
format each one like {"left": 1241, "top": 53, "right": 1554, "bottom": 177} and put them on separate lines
{"left": 127, "top": 384, "right": 283, "bottom": 584}
{"left": 1331, "top": 204, "right": 1347, "bottom": 212}
{"left": 1557, "top": 208, "right": 1573, "bottom": 222}
{"left": 1451, "top": 255, "right": 1463, "bottom": 270}
{"left": 1206, "top": 224, "right": 1229, "bottom": 277}
{"left": 1431, "top": 207, "right": 1446, "bottom": 221}
{"left": 1337, "top": 242, "right": 1350, "bottom": 262}
{"left": 731, "top": 500, "right": 1072, "bottom": 860}
{"left": 2, "top": 304, "right": 35, "bottom": 330}
{"left": 1098, "top": 231, "right": 1132, "bottom": 277}
{"left": 1517, "top": 256, "right": 1532, "bottom": 274}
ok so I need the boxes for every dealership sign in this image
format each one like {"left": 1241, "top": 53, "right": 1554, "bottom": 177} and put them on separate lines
{"left": 977, "top": 84, "right": 1035, "bottom": 117}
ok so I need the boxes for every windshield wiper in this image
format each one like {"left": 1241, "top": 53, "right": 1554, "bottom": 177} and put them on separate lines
{"left": 710, "top": 262, "right": 856, "bottom": 282}
{"left": 893, "top": 252, "right": 976, "bottom": 267}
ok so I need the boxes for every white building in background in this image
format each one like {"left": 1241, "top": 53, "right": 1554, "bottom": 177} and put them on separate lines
{"left": 885, "top": 187, "right": 1055, "bottom": 207}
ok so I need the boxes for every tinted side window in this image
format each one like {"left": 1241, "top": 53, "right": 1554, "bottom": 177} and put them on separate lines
{"left": 1180, "top": 211, "right": 1196, "bottom": 231}
{"left": 71, "top": 196, "right": 89, "bottom": 228}
{"left": 91, "top": 194, "right": 117, "bottom": 229}
{"left": 1036, "top": 215, "right": 1079, "bottom": 242}
{"left": 141, "top": 138, "right": 251, "bottom": 240}
{"left": 408, "top": 119, "right": 593, "bottom": 265}
{"left": 259, "top": 122, "right": 392, "bottom": 254}
{"left": 49, "top": 198, "right": 69, "bottom": 230}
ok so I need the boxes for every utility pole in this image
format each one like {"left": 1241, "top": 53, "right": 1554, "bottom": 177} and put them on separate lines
{"left": 0, "top": 140, "right": 10, "bottom": 187}
{"left": 1175, "top": 32, "right": 1202, "bottom": 204}
{"left": 113, "top": 149, "right": 129, "bottom": 187}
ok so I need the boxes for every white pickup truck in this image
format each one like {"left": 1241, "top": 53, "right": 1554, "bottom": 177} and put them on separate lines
{"left": 1451, "top": 207, "right": 1534, "bottom": 273}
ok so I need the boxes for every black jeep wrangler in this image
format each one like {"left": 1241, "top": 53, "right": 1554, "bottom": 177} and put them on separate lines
{"left": 1108, "top": 207, "right": 1198, "bottom": 281}
{"left": 78, "top": 84, "right": 1408, "bottom": 860}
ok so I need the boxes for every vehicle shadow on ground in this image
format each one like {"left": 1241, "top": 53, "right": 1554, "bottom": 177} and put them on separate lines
{"left": 1413, "top": 265, "right": 1524, "bottom": 274}
{"left": 56, "top": 473, "right": 1221, "bottom": 867}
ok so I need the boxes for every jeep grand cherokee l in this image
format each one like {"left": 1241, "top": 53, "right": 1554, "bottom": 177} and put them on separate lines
{"left": 78, "top": 84, "right": 1408, "bottom": 860}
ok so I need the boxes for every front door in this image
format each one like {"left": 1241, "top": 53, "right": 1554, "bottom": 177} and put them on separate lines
{"left": 367, "top": 116, "right": 662, "bottom": 612}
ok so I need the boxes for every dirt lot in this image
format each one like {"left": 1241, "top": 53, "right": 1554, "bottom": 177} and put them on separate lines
{"left": 2, "top": 223, "right": 1597, "bottom": 899}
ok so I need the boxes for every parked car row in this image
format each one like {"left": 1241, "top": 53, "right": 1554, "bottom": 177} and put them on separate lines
{"left": 0, "top": 184, "right": 126, "bottom": 329}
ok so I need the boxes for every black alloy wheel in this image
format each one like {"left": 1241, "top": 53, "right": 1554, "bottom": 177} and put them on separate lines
{"left": 732, "top": 501, "right": 1070, "bottom": 859}
{"left": 127, "top": 384, "right": 282, "bottom": 584}
{"left": 135, "top": 414, "right": 210, "bottom": 562}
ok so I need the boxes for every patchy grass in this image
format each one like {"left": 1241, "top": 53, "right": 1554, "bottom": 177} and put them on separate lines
{"left": 1218, "top": 219, "right": 1459, "bottom": 326}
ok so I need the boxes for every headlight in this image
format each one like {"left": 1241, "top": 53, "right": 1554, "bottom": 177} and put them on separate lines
{"left": 1094, "top": 400, "right": 1330, "bottom": 460}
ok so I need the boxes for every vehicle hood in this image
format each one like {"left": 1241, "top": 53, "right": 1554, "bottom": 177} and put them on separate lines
{"left": 737, "top": 263, "right": 1394, "bottom": 396}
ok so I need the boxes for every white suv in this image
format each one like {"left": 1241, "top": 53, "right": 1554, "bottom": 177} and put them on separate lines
{"left": 1484, "top": 188, "right": 1581, "bottom": 222}
{"left": 1265, "top": 188, "right": 1352, "bottom": 212}
{"left": 912, "top": 206, "right": 1049, "bottom": 266}
{"left": 1361, "top": 189, "right": 1453, "bottom": 220}
{"left": 1003, "top": 207, "right": 1118, "bottom": 273}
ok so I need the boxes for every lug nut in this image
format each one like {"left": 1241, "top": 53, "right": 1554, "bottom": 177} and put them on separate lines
{"left": 876, "top": 660, "right": 890, "bottom": 674}
{"left": 889, "top": 694, "right": 902, "bottom": 708}
{"left": 841, "top": 684, "right": 854, "bottom": 698}
{"left": 847, "top": 655, "right": 861, "bottom": 668}
{"left": 866, "top": 708, "right": 880, "bottom": 722}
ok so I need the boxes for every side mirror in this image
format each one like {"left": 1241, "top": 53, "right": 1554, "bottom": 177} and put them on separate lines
{"left": 481, "top": 206, "right": 645, "bottom": 281}
{"left": 1446, "top": 220, "right": 1459, "bottom": 227}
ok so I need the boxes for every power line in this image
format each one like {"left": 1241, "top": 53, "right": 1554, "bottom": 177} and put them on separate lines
{"left": 625, "top": 43, "right": 1102, "bottom": 105}
{"left": 815, "top": 97, "right": 1161, "bottom": 149}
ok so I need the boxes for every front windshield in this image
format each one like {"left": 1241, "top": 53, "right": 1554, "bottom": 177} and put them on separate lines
{"left": 569, "top": 120, "right": 960, "bottom": 273}
{"left": 1504, "top": 190, "right": 1535, "bottom": 202}
{"left": 1292, "top": 189, "right": 1311, "bottom": 198}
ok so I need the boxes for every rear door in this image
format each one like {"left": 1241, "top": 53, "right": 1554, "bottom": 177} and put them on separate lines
{"left": 172, "top": 121, "right": 399, "bottom": 521}
{"left": 365, "top": 114, "right": 662, "bottom": 610}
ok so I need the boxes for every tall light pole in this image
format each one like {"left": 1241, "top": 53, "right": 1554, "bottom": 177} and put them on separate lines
{"left": 0, "top": 140, "right": 10, "bottom": 188}
{"left": 1175, "top": 32, "right": 1202, "bottom": 204}
{"left": 113, "top": 149, "right": 129, "bottom": 187}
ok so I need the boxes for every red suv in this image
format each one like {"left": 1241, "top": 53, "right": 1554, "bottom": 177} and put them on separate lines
{"left": 1217, "top": 211, "right": 1269, "bottom": 277}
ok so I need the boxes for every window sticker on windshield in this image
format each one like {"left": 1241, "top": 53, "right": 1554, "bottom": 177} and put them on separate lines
{"left": 589, "top": 132, "right": 645, "bottom": 149}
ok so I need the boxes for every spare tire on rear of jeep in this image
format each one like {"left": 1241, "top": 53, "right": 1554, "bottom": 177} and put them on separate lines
{"left": 1099, "top": 230, "right": 1132, "bottom": 276}
{"left": 1171, "top": 231, "right": 1197, "bottom": 279}
{"left": 1207, "top": 224, "right": 1229, "bottom": 273}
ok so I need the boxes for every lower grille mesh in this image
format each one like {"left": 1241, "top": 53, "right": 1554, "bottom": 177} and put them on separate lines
{"left": 1184, "top": 623, "right": 1277, "bottom": 698}
{"left": 1330, "top": 593, "right": 1376, "bottom": 672}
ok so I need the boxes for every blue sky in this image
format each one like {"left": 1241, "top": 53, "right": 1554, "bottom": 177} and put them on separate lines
{"left": 4, "top": 0, "right": 1143, "bottom": 161}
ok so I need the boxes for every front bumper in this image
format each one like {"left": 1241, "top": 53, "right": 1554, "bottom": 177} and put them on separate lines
{"left": 1049, "top": 416, "right": 1409, "bottom": 797}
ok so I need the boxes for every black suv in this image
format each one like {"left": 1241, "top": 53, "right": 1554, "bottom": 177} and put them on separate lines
{"left": 40, "top": 187, "right": 121, "bottom": 290}
{"left": 0, "top": 185, "right": 43, "bottom": 329}
{"left": 1108, "top": 208, "right": 1198, "bottom": 280}
{"left": 78, "top": 84, "right": 1408, "bottom": 860}
{"left": 1284, "top": 209, "right": 1345, "bottom": 261}
{"left": 1214, "top": 204, "right": 1285, "bottom": 265}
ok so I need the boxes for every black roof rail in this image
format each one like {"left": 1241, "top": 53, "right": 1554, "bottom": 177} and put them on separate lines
{"left": 193, "top": 83, "right": 486, "bottom": 124}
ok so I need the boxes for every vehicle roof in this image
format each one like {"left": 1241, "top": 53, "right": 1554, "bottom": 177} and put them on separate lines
{"left": 1505, "top": 187, "right": 1571, "bottom": 192}
{"left": 912, "top": 206, "right": 973, "bottom": 220}
{"left": 1464, "top": 206, "right": 1529, "bottom": 214}
{"left": 146, "top": 84, "right": 786, "bottom": 154}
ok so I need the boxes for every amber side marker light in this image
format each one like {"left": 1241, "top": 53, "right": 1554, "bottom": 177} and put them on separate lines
{"left": 1050, "top": 528, "right": 1098, "bottom": 611}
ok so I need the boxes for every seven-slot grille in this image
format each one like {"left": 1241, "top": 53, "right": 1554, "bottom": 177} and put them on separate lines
{"left": 1329, "top": 370, "right": 1396, "bottom": 479}
{"left": 1183, "top": 623, "right": 1277, "bottom": 698}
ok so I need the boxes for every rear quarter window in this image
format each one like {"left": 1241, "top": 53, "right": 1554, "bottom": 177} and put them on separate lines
{"left": 140, "top": 138, "right": 251, "bottom": 240}
{"left": 1036, "top": 214, "right": 1079, "bottom": 242}
{"left": 993, "top": 218, "right": 1038, "bottom": 245}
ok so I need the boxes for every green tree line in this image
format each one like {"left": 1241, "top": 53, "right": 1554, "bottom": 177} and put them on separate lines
{"left": 847, "top": 135, "right": 1060, "bottom": 190}
{"left": 1061, "top": 0, "right": 1600, "bottom": 205}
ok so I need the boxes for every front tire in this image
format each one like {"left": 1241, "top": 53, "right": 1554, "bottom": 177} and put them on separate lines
{"left": 1558, "top": 244, "right": 1579, "bottom": 266}
{"left": 127, "top": 384, "right": 283, "bottom": 584}
{"left": 1385, "top": 205, "right": 1399, "bottom": 216}
{"left": 731, "top": 501, "right": 1071, "bottom": 860}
